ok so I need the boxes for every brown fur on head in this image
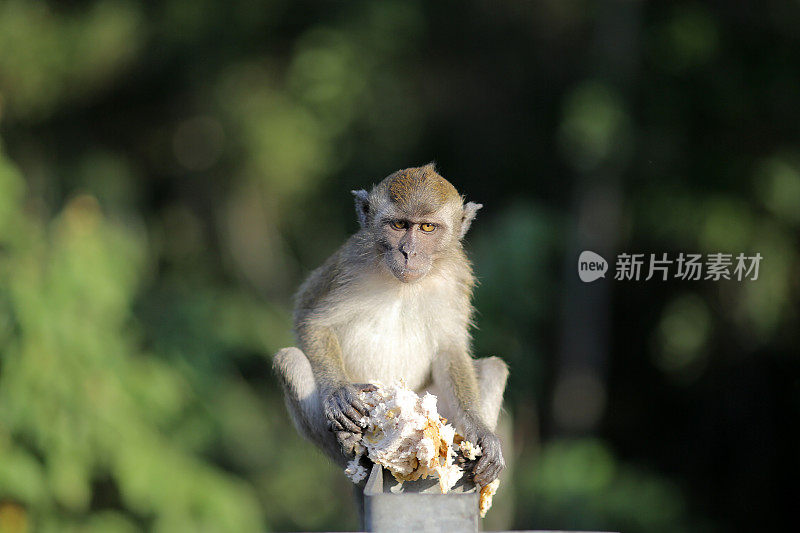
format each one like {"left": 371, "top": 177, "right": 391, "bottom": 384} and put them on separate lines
{"left": 385, "top": 163, "right": 459, "bottom": 210}
{"left": 351, "top": 163, "right": 482, "bottom": 283}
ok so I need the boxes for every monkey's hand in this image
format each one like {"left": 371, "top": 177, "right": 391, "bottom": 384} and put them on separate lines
{"left": 468, "top": 429, "right": 505, "bottom": 486}
{"left": 323, "top": 383, "right": 377, "bottom": 456}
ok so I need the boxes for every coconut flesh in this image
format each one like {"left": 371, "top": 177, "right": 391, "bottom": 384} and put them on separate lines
{"left": 343, "top": 381, "right": 499, "bottom": 517}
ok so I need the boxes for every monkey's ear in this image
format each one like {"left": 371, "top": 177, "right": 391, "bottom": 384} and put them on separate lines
{"left": 351, "top": 189, "right": 370, "bottom": 228}
{"left": 460, "top": 202, "right": 483, "bottom": 239}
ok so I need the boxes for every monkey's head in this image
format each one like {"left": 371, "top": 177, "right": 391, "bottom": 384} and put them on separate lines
{"left": 351, "top": 163, "right": 482, "bottom": 283}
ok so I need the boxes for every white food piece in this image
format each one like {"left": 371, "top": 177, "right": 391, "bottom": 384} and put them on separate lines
{"left": 352, "top": 381, "right": 459, "bottom": 486}
{"left": 458, "top": 439, "right": 482, "bottom": 461}
{"left": 343, "top": 381, "right": 499, "bottom": 517}
{"left": 344, "top": 456, "right": 368, "bottom": 484}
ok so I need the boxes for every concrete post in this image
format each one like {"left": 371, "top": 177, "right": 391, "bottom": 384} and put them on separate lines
{"left": 363, "top": 464, "right": 479, "bottom": 533}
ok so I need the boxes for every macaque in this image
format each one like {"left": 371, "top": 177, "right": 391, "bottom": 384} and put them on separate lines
{"left": 273, "top": 163, "right": 508, "bottom": 487}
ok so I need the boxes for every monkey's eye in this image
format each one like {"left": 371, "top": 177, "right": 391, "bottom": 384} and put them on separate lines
{"left": 419, "top": 223, "right": 436, "bottom": 233}
{"left": 390, "top": 220, "right": 408, "bottom": 230}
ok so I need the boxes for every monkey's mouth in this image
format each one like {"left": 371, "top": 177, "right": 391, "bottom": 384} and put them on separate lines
{"left": 395, "top": 268, "right": 426, "bottom": 283}
{"left": 387, "top": 255, "right": 430, "bottom": 283}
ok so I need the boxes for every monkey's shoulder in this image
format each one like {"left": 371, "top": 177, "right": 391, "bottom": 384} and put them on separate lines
{"left": 293, "top": 237, "right": 360, "bottom": 316}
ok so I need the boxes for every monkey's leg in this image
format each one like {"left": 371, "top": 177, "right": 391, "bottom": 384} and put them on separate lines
{"left": 425, "top": 356, "right": 509, "bottom": 432}
{"left": 474, "top": 356, "right": 509, "bottom": 431}
{"left": 273, "top": 347, "right": 348, "bottom": 467}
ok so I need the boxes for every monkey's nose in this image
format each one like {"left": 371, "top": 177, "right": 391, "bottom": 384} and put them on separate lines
{"left": 399, "top": 244, "right": 416, "bottom": 259}
{"left": 401, "top": 250, "right": 418, "bottom": 262}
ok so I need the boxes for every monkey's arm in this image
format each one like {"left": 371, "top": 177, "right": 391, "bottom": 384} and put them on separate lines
{"left": 296, "top": 322, "right": 379, "bottom": 455}
{"left": 294, "top": 253, "right": 352, "bottom": 394}
{"left": 434, "top": 348, "right": 506, "bottom": 486}
{"left": 294, "top": 322, "right": 376, "bottom": 456}
{"left": 294, "top": 252, "right": 378, "bottom": 455}
{"left": 295, "top": 322, "right": 347, "bottom": 394}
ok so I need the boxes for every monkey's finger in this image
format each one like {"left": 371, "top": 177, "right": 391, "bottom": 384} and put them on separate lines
{"left": 336, "top": 396, "right": 367, "bottom": 426}
{"left": 332, "top": 399, "right": 360, "bottom": 430}
{"left": 340, "top": 432, "right": 362, "bottom": 453}
{"left": 328, "top": 419, "right": 347, "bottom": 432}
{"left": 474, "top": 453, "right": 490, "bottom": 472}
{"left": 473, "top": 455, "right": 492, "bottom": 484}
{"left": 481, "top": 463, "right": 500, "bottom": 485}
{"left": 342, "top": 401, "right": 368, "bottom": 426}
{"left": 335, "top": 431, "right": 358, "bottom": 454}
{"left": 334, "top": 429, "right": 353, "bottom": 441}
{"left": 358, "top": 383, "right": 378, "bottom": 393}
{"left": 333, "top": 410, "right": 362, "bottom": 433}
{"left": 345, "top": 394, "right": 369, "bottom": 416}
{"left": 324, "top": 406, "right": 337, "bottom": 423}
{"left": 325, "top": 409, "right": 348, "bottom": 431}
{"left": 325, "top": 412, "right": 343, "bottom": 431}
{"left": 476, "top": 456, "right": 503, "bottom": 486}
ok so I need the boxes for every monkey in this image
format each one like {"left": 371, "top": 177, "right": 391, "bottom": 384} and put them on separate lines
{"left": 273, "top": 163, "right": 508, "bottom": 489}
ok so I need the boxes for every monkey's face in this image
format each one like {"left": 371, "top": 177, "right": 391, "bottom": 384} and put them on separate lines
{"left": 353, "top": 164, "right": 481, "bottom": 283}
{"left": 379, "top": 216, "right": 449, "bottom": 283}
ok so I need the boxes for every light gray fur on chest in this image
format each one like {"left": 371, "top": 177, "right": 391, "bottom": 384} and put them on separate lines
{"left": 320, "top": 274, "right": 462, "bottom": 390}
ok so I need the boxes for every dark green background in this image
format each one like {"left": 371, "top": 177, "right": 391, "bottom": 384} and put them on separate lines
{"left": 0, "top": 1, "right": 797, "bottom": 532}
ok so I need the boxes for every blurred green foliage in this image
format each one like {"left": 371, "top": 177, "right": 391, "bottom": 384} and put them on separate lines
{"left": 0, "top": 1, "right": 798, "bottom": 532}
